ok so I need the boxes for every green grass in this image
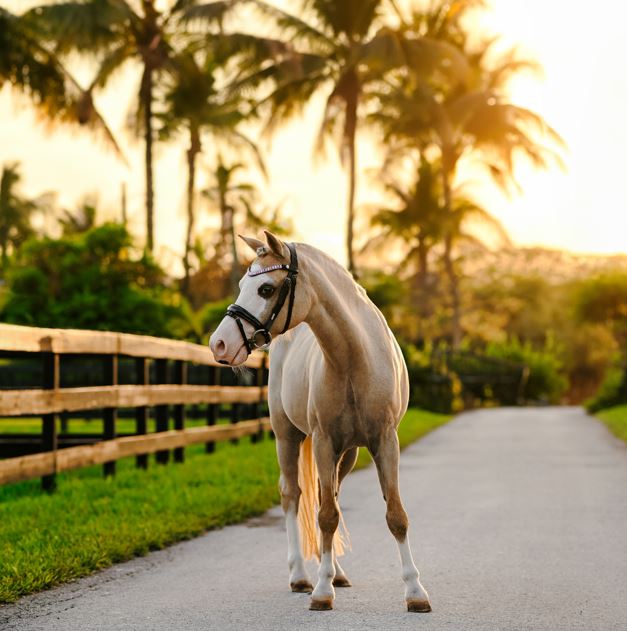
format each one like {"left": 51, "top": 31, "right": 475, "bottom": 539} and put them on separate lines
{"left": 0, "top": 408, "right": 450, "bottom": 604}
{"left": 596, "top": 404, "right": 627, "bottom": 443}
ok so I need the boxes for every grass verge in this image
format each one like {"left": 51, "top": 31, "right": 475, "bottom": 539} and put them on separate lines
{"left": 596, "top": 404, "right": 627, "bottom": 443}
{"left": 0, "top": 407, "right": 450, "bottom": 604}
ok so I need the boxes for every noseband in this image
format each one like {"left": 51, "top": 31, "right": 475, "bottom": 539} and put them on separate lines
{"left": 225, "top": 242, "right": 298, "bottom": 355}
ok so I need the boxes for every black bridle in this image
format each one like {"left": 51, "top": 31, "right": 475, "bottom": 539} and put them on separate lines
{"left": 225, "top": 242, "right": 298, "bottom": 355}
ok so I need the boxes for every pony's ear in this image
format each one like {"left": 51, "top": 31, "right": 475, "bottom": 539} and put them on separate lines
{"left": 264, "top": 230, "right": 288, "bottom": 260}
{"left": 239, "top": 235, "right": 266, "bottom": 256}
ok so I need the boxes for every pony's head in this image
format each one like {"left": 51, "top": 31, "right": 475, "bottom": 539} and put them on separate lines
{"left": 209, "top": 231, "right": 310, "bottom": 366}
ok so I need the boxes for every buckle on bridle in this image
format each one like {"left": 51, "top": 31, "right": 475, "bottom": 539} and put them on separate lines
{"left": 251, "top": 329, "right": 272, "bottom": 349}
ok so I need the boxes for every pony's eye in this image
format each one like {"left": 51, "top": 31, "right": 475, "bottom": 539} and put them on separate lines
{"left": 258, "top": 283, "right": 275, "bottom": 298}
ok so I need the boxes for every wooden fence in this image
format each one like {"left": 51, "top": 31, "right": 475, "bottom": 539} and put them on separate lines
{"left": 0, "top": 323, "right": 271, "bottom": 490}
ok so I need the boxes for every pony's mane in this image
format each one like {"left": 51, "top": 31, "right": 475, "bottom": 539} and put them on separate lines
{"left": 297, "top": 242, "right": 368, "bottom": 300}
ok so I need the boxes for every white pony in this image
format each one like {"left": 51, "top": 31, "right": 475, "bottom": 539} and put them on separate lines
{"left": 210, "top": 231, "right": 431, "bottom": 613}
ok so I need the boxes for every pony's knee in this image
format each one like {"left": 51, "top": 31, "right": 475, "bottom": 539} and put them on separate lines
{"left": 386, "top": 501, "right": 409, "bottom": 542}
{"left": 318, "top": 502, "right": 339, "bottom": 534}
{"left": 280, "top": 478, "right": 301, "bottom": 513}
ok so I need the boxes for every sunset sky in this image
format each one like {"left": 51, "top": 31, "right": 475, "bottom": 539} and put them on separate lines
{"left": 1, "top": 0, "right": 626, "bottom": 269}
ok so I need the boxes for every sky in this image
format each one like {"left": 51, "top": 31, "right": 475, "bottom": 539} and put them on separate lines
{"left": 1, "top": 0, "right": 627, "bottom": 270}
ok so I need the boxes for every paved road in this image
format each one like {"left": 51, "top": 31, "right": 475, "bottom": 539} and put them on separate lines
{"left": 3, "top": 407, "right": 627, "bottom": 631}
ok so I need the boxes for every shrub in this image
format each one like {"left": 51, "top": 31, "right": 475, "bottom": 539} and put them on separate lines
{"left": 485, "top": 338, "right": 568, "bottom": 404}
{"left": 1, "top": 224, "right": 181, "bottom": 337}
{"left": 585, "top": 367, "right": 627, "bottom": 413}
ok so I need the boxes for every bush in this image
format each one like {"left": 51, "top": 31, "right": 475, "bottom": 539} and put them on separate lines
{"left": 401, "top": 343, "right": 463, "bottom": 414}
{"left": 1, "top": 224, "right": 182, "bottom": 337}
{"left": 585, "top": 367, "right": 627, "bottom": 412}
{"left": 485, "top": 338, "right": 568, "bottom": 404}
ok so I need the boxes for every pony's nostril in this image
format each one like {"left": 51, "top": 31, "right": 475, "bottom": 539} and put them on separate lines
{"left": 214, "top": 339, "right": 226, "bottom": 356}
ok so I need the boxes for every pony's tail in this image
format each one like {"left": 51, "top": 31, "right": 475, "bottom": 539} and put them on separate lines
{"left": 297, "top": 436, "right": 351, "bottom": 560}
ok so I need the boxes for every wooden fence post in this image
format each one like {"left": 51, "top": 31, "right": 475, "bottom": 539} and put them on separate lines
{"left": 135, "top": 358, "right": 149, "bottom": 469}
{"left": 205, "top": 366, "right": 219, "bottom": 453}
{"left": 155, "top": 358, "right": 169, "bottom": 464}
{"left": 102, "top": 355, "right": 118, "bottom": 477}
{"left": 173, "top": 360, "right": 186, "bottom": 463}
{"left": 41, "top": 352, "right": 59, "bottom": 491}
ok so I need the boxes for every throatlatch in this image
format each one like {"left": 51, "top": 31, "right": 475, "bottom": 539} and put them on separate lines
{"left": 225, "top": 242, "right": 298, "bottom": 354}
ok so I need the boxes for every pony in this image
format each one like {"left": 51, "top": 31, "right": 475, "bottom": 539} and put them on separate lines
{"left": 210, "top": 231, "right": 431, "bottom": 613}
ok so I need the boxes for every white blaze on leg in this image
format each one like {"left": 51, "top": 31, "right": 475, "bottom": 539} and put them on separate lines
{"left": 396, "top": 538, "right": 430, "bottom": 604}
{"left": 312, "top": 549, "right": 335, "bottom": 602}
{"left": 286, "top": 508, "right": 308, "bottom": 585}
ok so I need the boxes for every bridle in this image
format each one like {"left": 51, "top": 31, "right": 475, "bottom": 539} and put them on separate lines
{"left": 225, "top": 242, "right": 298, "bottom": 355}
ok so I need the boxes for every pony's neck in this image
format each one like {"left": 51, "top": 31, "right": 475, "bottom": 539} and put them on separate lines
{"left": 299, "top": 244, "right": 384, "bottom": 373}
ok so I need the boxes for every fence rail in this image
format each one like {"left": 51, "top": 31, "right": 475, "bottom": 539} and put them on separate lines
{"left": 0, "top": 323, "right": 270, "bottom": 489}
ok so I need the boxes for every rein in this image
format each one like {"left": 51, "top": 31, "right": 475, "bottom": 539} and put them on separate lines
{"left": 225, "top": 242, "right": 299, "bottom": 355}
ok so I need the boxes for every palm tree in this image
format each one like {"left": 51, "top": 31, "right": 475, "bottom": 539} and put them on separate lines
{"left": 223, "top": 0, "right": 468, "bottom": 276}
{"left": 27, "top": 0, "right": 234, "bottom": 252}
{"left": 0, "top": 163, "right": 53, "bottom": 272}
{"left": 373, "top": 5, "right": 563, "bottom": 345}
{"left": 369, "top": 158, "right": 443, "bottom": 318}
{"left": 0, "top": 7, "right": 122, "bottom": 152}
{"left": 201, "top": 157, "right": 288, "bottom": 296}
{"left": 158, "top": 47, "right": 264, "bottom": 293}
{"left": 369, "top": 156, "right": 508, "bottom": 341}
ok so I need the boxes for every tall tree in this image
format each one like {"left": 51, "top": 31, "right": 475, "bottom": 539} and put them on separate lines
{"left": 158, "top": 48, "right": 263, "bottom": 293}
{"left": 373, "top": 3, "right": 563, "bottom": 345}
{"left": 201, "top": 157, "right": 287, "bottom": 296}
{"left": 27, "top": 0, "right": 233, "bottom": 252}
{"left": 0, "top": 163, "right": 52, "bottom": 272}
{"left": 223, "top": 0, "right": 467, "bottom": 276}
{"left": 0, "top": 7, "right": 121, "bottom": 151}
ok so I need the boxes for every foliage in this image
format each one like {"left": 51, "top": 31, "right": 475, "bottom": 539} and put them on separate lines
{"left": 0, "top": 163, "right": 52, "bottom": 271}
{"left": 400, "top": 342, "right": 463, "bottom": 414}
{"left": 595, "top": 404, "right": 627, "bottom": 444}
{"left": 485, "top": 338, "right": 568, "bottom": 404}
{"left": 0, "top": 408, "right": 449, "bottom": 603}
{"left": 1, "top": 224, "right": 180, "bottom": 337}
{"left": 586, "top": 368, "right": 627, "bottom": 413}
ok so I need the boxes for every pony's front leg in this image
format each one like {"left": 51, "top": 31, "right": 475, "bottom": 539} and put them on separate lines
{"left": 276, "top": 437, "right": 312, "bottom": 593}
{"left": 310, "top": 434, "right": 339, "bottom": 611}
{"left": 373, "top": 428, "right": 432, "bottom": 613}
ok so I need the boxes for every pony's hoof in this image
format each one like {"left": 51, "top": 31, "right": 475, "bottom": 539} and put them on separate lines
{"left": 407, "top": 599, "right": 432, "bottom": 613}
{"left": 290, "top": 580, "right": 313, "bottom": 593}
{"left": 310, "top": 597, "right": 333, "bottom": 611}
{"left": 332, "top": 575, "right": 352, "bottom": 588}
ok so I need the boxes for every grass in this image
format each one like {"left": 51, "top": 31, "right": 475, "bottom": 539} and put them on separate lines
{"left": 596, "top": 404, "right": 627, "bottom": 443}
{"left": 0, "top": 408, "right": 450, "bottom": 604}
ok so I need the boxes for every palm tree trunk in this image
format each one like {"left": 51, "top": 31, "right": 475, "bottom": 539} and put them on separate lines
{"left": 225, "top": 205, "right": 240, "bottom": 297}
{"left": 344, "top": 77, "right": 359, "bottom": 278}
{"left": 141, "top": 67, "right": 155, "bottom": 252}
{"left": 414, "top": 239, "right": 430, "bottom": 318}
{"left": 441, "top": 163, "right": 462, "bottom": 348}
{"left": 182, "top": 127, "right": 200, "bottom": 296}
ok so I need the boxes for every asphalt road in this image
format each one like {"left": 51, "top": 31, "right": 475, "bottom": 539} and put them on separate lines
{"left": 3, "top": 407, "right": 627, "bottom": 631}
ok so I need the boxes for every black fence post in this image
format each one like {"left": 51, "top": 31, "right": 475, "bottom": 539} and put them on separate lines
{"left": 102, "top": 354, "right": 118, "bottom": 477}
{"left": 251, "top": 359, "right": 265, "bottom": 443}
{"left": 173, "top": 360, "right": 186, "bottom": 463}
{"left": 155, "top": 358, "right": 169, "bottom": 464}
{"left": 206, "top": 366, "right": 219, "bottom": 453}
{"left": 41, "top": 352, "right": 59, "bottom": 492}
{"left": 135, "top": 357, "right": 149, "bottom": 470}
{"left": 230, "top": 402, "right": 240, "bottom": 445}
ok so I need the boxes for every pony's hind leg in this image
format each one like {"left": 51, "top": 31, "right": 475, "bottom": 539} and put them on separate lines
{"left": 332, "top": 447, "right": 358, "bottom": 588}
{"left": 310, "top": 433, "right": 340, "bottom": 610}
{"left": 372, "top": 428, "right": 431, "bottom": 613}
{"left": 276, "top": 436, "right": 313, "bottom": 593}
